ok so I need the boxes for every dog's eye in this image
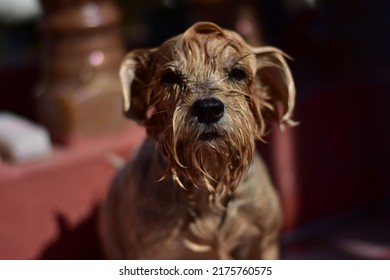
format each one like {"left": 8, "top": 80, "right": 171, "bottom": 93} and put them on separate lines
{"left": 228, "top": 68, "right": 248, "bottom": 82}
{"left": 160, "top": 71, "right": 183, "bottom": 86}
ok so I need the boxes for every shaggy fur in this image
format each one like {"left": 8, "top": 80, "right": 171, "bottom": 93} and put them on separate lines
{"left": 100, "top": 22, "right": 296, "bottom": 259}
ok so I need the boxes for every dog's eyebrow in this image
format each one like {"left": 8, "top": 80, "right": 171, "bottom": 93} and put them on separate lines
{"left": 234, "top": 52, "right": 254, "bottom": 63}
{"left": 222, "top": 52, "right": 253, "bottom": 70}
{"left": 161, "top": 63, "right": 179, "bottom": 71}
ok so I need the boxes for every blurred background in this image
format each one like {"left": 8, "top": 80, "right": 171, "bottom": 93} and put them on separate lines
{"left": 0, "top": 0, "right": 389, "bottom": 259}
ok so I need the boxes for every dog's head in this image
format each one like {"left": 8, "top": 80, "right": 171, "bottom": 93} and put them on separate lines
{"left": 120, "top": 22, "right": 295, "bottom": 198}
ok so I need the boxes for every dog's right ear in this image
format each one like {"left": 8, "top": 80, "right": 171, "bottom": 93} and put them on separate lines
{"left": 119, "top": 48, "right": 156, "bottom": 123}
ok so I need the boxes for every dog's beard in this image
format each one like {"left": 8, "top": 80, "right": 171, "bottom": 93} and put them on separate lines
{"left": 159, "top": 105, "right": 257, "bottom": 210}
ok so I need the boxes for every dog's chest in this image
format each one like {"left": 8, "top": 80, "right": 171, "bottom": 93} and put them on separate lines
{"left": 133, "top": 163, "right": 263, "bottom": 259}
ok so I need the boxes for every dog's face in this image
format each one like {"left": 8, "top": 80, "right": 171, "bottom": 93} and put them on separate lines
{"left": 120, "top": 22, "right": 295, "bottom": 198}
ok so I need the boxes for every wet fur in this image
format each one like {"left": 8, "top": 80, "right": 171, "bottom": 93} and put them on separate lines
{"left": 100, "top": 22, "right": 295, "bottom": 259}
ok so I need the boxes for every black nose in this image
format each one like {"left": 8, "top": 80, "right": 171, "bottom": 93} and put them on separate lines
{"left": 191, "top": 97, "right": 224, "bottom": 124}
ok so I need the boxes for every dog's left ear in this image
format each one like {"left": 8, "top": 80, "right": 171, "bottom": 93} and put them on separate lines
{"left": 253, "top": 46, "right": 296, "bottom": 128}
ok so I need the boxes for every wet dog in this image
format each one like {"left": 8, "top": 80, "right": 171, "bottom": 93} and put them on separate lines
{"left": 100, "top": 22, "right": 296, "bottom": 259}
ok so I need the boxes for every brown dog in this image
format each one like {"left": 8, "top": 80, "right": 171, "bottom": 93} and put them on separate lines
{"left": 100, "top": 22, "right": 296, "bottom": 259}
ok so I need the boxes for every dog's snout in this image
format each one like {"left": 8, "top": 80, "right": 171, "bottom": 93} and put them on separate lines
{"left": 191, "top": 98, "right": 224, "bottom": 124}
